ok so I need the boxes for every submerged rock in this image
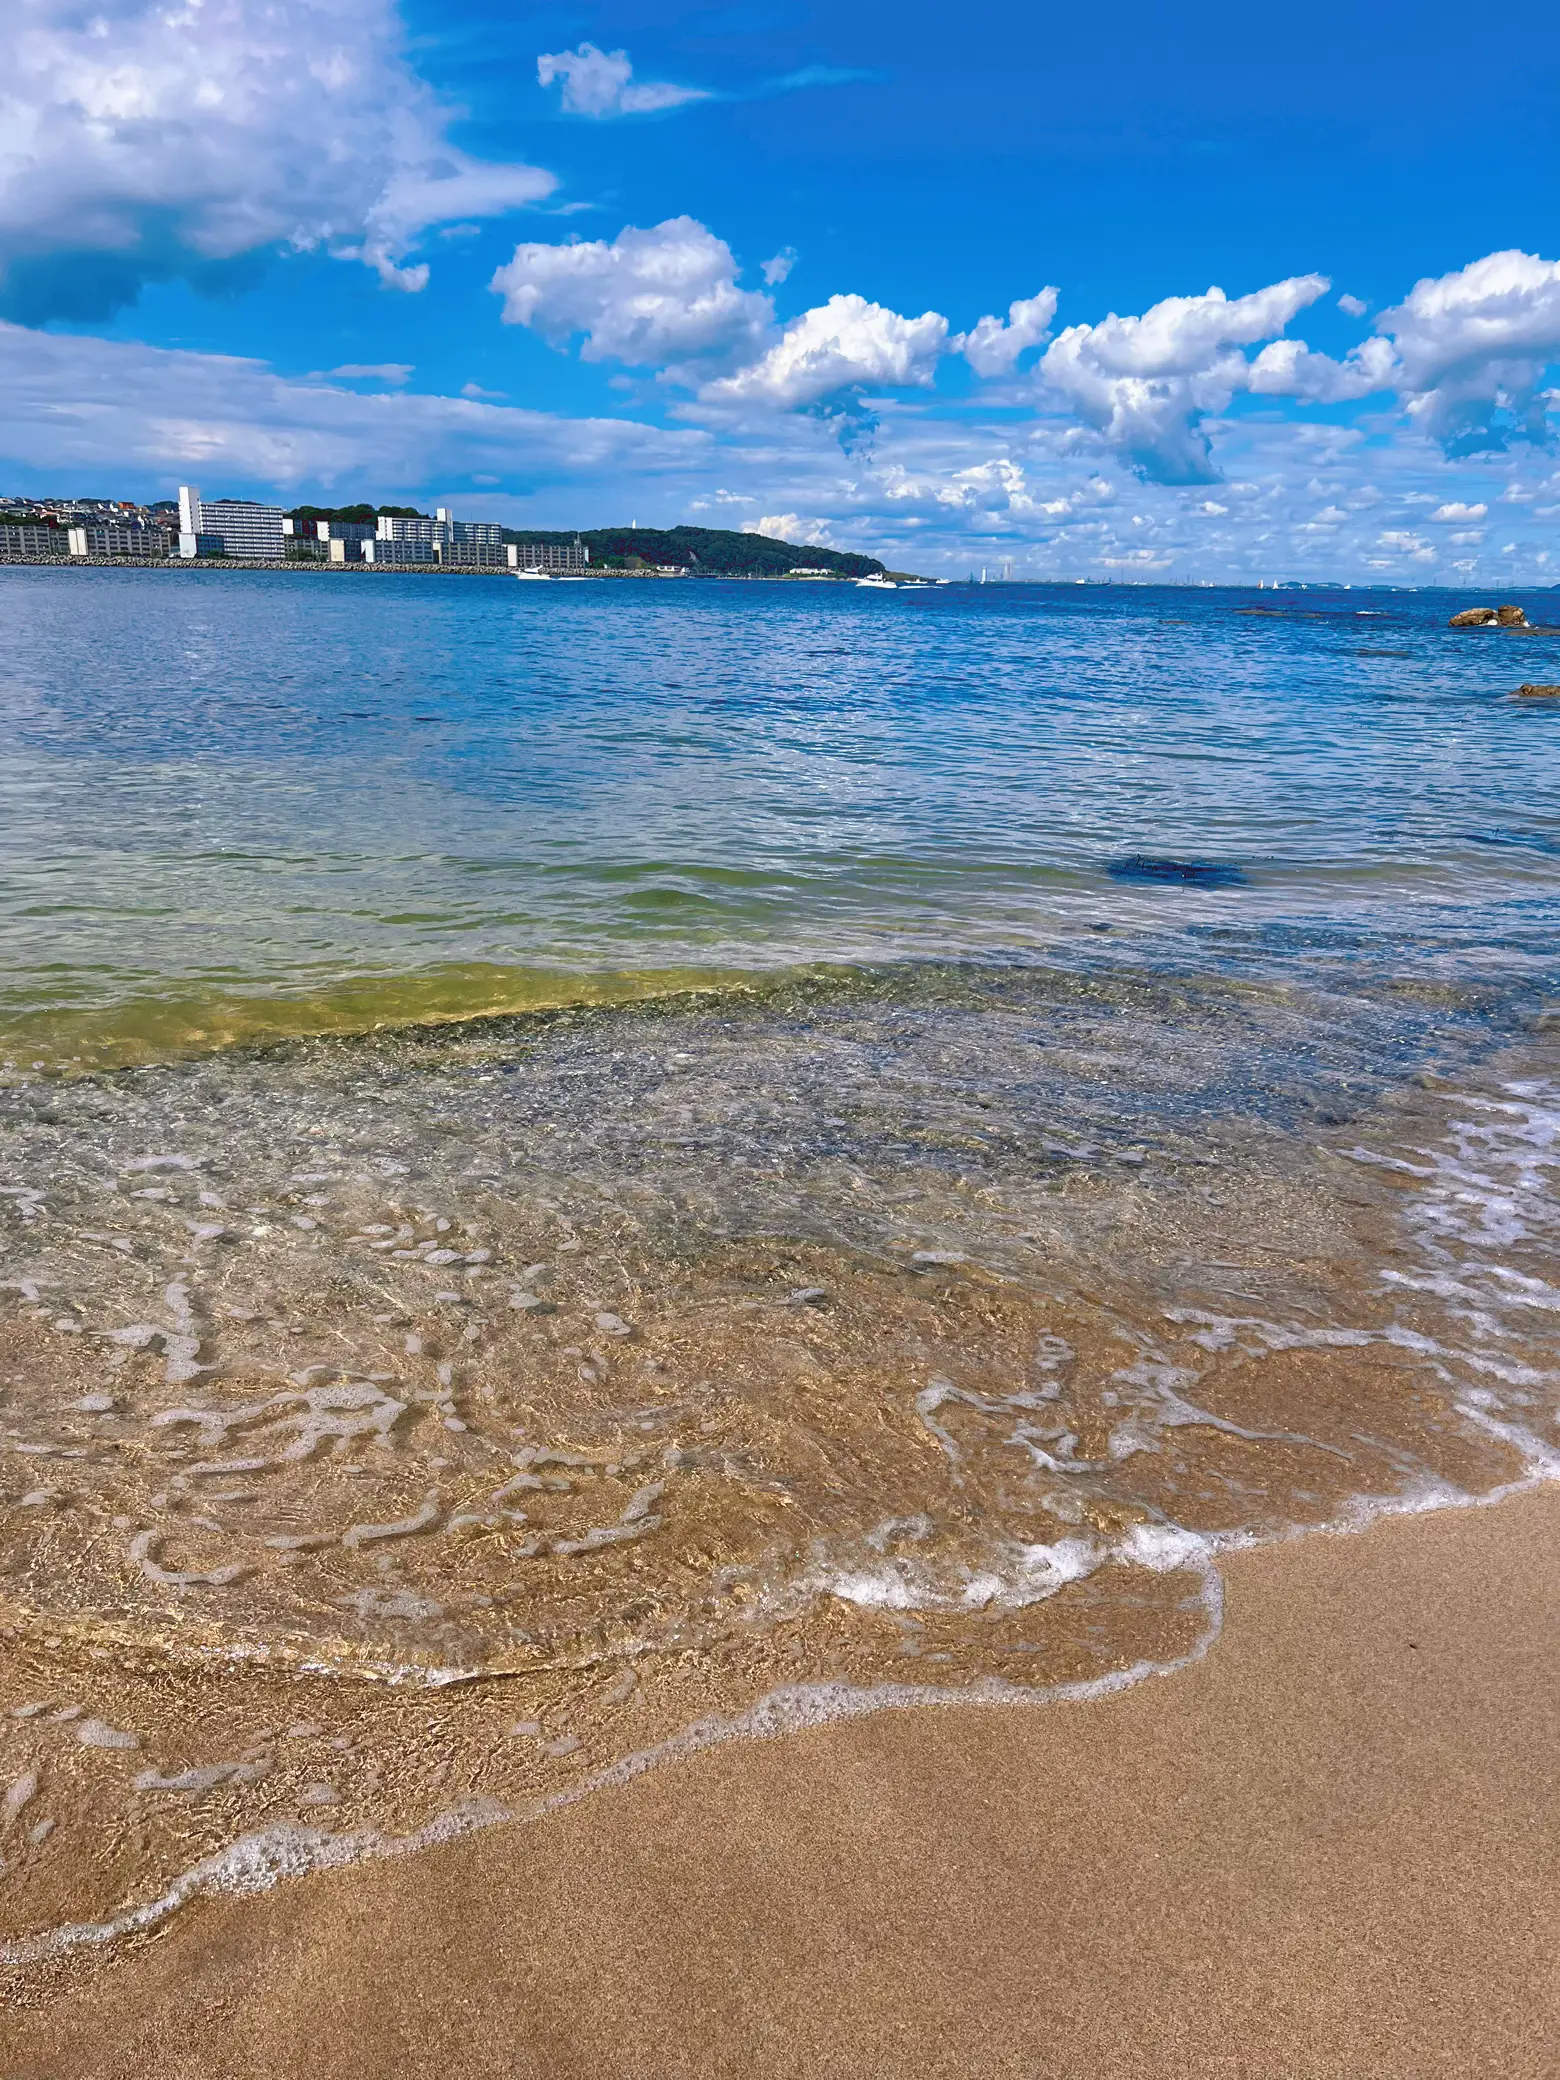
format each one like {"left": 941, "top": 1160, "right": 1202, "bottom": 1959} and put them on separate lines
{"left": 1107, "top": 856, "right": 1247, "bottom": 889}
{"left": 1514, "top": 683, "right": 1560, "bottom": 699}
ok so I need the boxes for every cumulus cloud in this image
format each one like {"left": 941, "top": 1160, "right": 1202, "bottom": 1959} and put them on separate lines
{"left": 745, "top": 513, "right": 837, "bottom": 546}
{"left": 956, "top": 290, "right": 1058, "bottom": 377}
{"left": 698, "top": 293, "right": 949, "bottom": 411}
{"left": 1375, "top": 249, "right": 1560, "bottom": 452}
{"left": 491, "top": 217, "right": 772, "bottom": 376}
{"left": 1430, "top": 500, "right": 1487, "bottom": 521}
{"left": 1173, "top": 250, "right": 1560, "bottom": 460}
{"left": 0, "top": 318, "right": 703, "bottom": 489}
{"left": 493, "top": 220, "right": 955, "bottom": 420}
{"left": 761, "top": 248, "right": 797, "bottom": 287}
{"left": 1337, "top": 293, "right": 1368, "bottom": 318}
{"left": 0, "top": 0, "right": 556, "bottom": 318}
{"left": 1037, "top": 275, "right": 1331, "bottom": 482}
{"left": 1246, "top": 334, "right": 1397, "bottom": 403}
{"left": 536, "top": 43, "right": 707, "bottom": 118}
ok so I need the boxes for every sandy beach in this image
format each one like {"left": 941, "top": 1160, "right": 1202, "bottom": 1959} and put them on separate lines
{"left": 8, "top": 1483, "right": 1556, "bottom": 2078}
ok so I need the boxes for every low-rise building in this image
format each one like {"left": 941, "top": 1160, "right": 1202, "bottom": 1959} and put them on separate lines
{"left": 437, "top": 540, "right": 510, "bottom": 568}
{"left": 0, "top": 523, "right": 66, "bottom": 558}
{"left": 362, "top": 538, "right": 433, "bottom": 565}
{"left": 508, "top": 541, "right": 589, "bottom": 573}
{"left": 67, "top": 524, "right": 172, "bottom": 558}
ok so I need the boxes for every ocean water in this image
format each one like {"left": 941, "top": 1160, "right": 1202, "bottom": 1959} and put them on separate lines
{"left": 1, "top": 567, "right": 1558, "bottom": 1966}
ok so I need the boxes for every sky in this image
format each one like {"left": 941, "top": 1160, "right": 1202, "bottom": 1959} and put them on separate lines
{"left": 1, "top": 0, "right": 1558, "bottom": 581}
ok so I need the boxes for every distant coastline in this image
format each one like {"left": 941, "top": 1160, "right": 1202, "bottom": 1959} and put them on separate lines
{"left": 0, "top": 557, "right": 898, "bottom": 579}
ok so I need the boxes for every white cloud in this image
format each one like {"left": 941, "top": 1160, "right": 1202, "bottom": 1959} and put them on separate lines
{"left": 1098, "top": 546, "right": 1176, "bottom": 572}
{"left": 746, "top": 513, "right": 836, "bottom": 546}
{"left": 1245, "top": 333, "right": 1396, "bottom": 403}
{"left": 491, "top": 217, "right": 772, "bottom": 375}
{"left": 1037, "top": 275, "right": 1330, "bottom": 482}
{"left": 329, "top": 363, "right": 412, "bottom": 384}
{"left": 699, "top": 293, "right": 949, "bottom": 411}
{"left": 0, "top": 319, "right": 704, "bottom": 491}
{"left": 1430, "top": 500, "right": 1487, "bottom": 521}
{"left": 761, "top": 248, "right": 797, "bottom": 287}
{"left": 493, "top": 217, "right": 955, "bottom": 420}
{"left": 957, "top": 290, "right": 1058, "bottom": 377}
{"left": 0, "top": 0, "right": 555, "bottom": 317}
{"left": 537, "top": 43, "right": 707, "bottom": 118}
{"left": 1337, "top": 293, "right": 1368, "bottom": 318}
{"left": 1375, "top": 249, "right": 1560, "bottom": 450}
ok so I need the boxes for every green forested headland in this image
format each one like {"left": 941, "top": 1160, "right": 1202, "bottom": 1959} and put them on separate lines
{"left": 504, "top": 525, "right": 885, "bottom": 578}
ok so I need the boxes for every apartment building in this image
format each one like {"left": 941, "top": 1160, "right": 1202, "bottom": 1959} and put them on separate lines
{"left": 437, "top": 540, "right": 510, "bottom": 568}
{"left": 362, "top": 538, "right": 434, "bottom": 565}
{"left": 67, "top": 524, "right": 172, "bottom": 558}
{"left": 376, "top": 511, "right": 506, "bottom": 549}
{"left": 0, "top": 524, "right": 65, "bottom": 558}
{"left": 509, "top": 541, "right": 589, "bottom": 573}
{"left": 375, "top": 514, "right": 436, "bottom": 546}
{"left": 434, "top": 509, "right": 505, "bottom": 547}
{"left": 178, "top": 486, "right": 284, "bottom": 559}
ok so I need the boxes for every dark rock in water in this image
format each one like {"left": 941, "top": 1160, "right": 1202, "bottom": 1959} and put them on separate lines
{"left": 1496, "top": 604, "right": 1530, "bottom": 627}
{"left": 1448, "top": 607, "right": 1499, "bottom": 627}
{"left": 1108, "top": 856, "right": 1248, "bottom": 889}
{"left": 1514, "top": 683, "right": 1560, "bottom": 699}
{"left": 1460, "top": 828, "right": 1560, "bottom": 853}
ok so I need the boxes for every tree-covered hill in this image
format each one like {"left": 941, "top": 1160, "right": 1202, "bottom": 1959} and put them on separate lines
{"left": 502, "top": 524, "right": 886, "bottom": 578}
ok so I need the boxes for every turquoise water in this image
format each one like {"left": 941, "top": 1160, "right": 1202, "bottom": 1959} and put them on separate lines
{"left": 1, "top": 568, "right": 1557, "bottom": 1059}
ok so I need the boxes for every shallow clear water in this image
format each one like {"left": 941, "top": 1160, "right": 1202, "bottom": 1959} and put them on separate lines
{"left": 1, "top": 569, "right": 1557, "bottom": 1969}
{"left": 2, "top": 568, "right": 1558, "bottom": 1060}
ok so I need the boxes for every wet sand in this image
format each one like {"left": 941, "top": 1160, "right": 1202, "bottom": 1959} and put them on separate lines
{"left": 10, "top": 1483, "right": 1558, "bottom": 2078}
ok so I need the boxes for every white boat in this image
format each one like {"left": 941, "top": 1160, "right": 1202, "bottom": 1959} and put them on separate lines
{"left": 856, "top": 573, "right": 897, "bottom": 590}
{"left": 514, "top": 568, "right": 555, "bottom": 581}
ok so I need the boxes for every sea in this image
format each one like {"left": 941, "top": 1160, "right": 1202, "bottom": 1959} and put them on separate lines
{"left": 1, "top": 566, "right": 1557, "bottom": 1965}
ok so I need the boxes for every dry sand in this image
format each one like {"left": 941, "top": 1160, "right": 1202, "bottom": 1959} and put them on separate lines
{"left": 8, "top": 1486, "right": 1559, "bottom": 2079}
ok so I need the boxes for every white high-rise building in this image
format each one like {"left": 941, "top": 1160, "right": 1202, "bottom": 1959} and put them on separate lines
{"left": 176, "top": 485, "right": 284, "bottom": 559}
{"left": 377, "top": 514, "right": 435, "bottom": 546}
{"left": 198, "top": 499, "right": 284, "bottom": 559}
{"left": 434, "top": 508, "right": 504, "bottom": 547}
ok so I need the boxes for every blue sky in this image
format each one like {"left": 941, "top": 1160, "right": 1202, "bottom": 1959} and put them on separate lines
{"left": 1, "top": 0, "right": 1558, "bottom": 579}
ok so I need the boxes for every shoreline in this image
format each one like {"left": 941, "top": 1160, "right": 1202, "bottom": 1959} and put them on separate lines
{"left": 2, "top": 558, "right": 1557, "bottom": 592}
{"left": 8, "top": 1479, "right": 1557, "bottom": 2075}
